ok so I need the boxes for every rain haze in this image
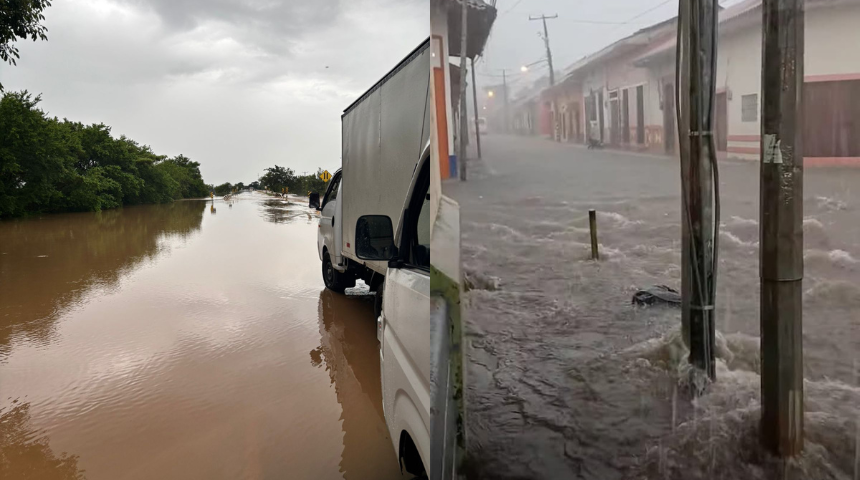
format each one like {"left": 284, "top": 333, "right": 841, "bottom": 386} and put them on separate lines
{"left": 444, "top": 0, "right": 860, "bottom": 478}
{"left": 475, "top": 0, "right": 747, "bottom": 95}
{"left": 0, "top": 0, "right": 428, "bottom": 185}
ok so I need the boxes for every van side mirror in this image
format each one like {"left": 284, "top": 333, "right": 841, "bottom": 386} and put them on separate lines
{"left": 309, "top": 192, "right": 320, "bottom": 210}
{"left": 355, "top": 215, "right": 397, "bottom": 261}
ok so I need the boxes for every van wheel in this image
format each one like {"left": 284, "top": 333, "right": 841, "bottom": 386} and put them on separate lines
{"left": 323, "top": 252, "right": 355, "bottom": 293}
{"left": 399, "top": 432, "right": 426, "bottom": 478}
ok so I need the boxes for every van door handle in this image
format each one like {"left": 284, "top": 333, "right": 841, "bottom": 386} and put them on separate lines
{"left": 331, "top": 216, "right": 335, "bottom": 227}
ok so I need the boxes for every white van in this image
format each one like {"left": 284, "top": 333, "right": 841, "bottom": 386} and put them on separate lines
{"left": 317, "top": 39, "right": 430, "bottom": 313}
{"left": 317, "top": 38, "right": 431, "bottom": 476}
{"left": 354, "top": 151, "right": 430, "bottom": 477}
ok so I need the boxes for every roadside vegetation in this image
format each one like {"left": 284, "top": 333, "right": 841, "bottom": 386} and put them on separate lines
{"left": 258, "top": 165, "right": 329, "bottom": 196}
{"left": 0, "top": 91, "right": 210, "bottom": 219}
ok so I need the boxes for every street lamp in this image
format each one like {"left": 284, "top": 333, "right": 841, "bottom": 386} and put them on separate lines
{"left": 520, "top": 58, "right": 549, "bottom": 73}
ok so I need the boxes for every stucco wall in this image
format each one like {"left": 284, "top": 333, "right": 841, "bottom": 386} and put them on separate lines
{"left": 720, "top": 3, "right": 860, "bottom": 158}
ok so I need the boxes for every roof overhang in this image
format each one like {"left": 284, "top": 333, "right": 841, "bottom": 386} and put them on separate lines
{"left": 633, "top": 0, "right": 858, "bottom": 67}
{"left": 445, "top": 0, "right": 498, "bottom": 59}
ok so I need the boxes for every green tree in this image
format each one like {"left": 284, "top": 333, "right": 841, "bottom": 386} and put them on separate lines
{"left": 0, "top": 92, "right": 68, "bottom": 216}
{"left": 0, "top": 90, "right": 211, "bottom": 218}
{"left": 260, "top": 165, "right": 295, "bottom": 193}
{"left": 213, "top": 182, "right": 233, "bottom": 196}
{"left": 0, "top": 0, "right": 53, "bottom": 91}
{"left": 159, "top": 155, "right": 208, "bottom": 199}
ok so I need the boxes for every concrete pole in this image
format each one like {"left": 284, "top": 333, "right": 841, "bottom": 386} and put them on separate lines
{"left": 458, "top": 0, "right": 469, "bottom": 181}
{"left": 760, "top": 0, "right": 805, "bottom": 457}
{"left": 529, "top": 14, "right": 557, "bottom": 86}
{"left": 471, "top": 57, "right": 482, "bottom": 159}
{"left": 677, "top": 0, "right": 719, "bottom": 382}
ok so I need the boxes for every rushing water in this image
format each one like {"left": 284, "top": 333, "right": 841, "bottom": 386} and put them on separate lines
{"left": 0, "top": 193, "right": 403, "bottom": 480}
{"left": 446, "top": 135, "right": 860, "bottom": 480}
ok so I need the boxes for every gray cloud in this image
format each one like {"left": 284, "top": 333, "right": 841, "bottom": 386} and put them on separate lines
{"left": 3, "top": 0, "right": 428, "bottom": 185}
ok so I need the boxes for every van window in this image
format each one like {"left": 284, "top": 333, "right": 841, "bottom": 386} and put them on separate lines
{"left": 322, "top": 175, "right": 340, "bottom": 208}
{"left": 416, "top": 191, "right": 430, "bottom": 251}
{"left": 405, "top": 161, "right": 430, "bottom": 269}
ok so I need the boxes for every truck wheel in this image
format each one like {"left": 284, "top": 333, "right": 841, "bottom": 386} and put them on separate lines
{"left": 323, "top": 252, "right": 355, "bottom": 294}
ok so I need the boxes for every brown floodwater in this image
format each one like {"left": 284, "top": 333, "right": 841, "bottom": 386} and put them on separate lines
{"left": 0, "top": 193, "right": 404, "bottom": 480}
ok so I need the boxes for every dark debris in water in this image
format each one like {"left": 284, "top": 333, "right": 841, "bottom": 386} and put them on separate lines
{"left": 464, "top": 268, "right": 501, "bottom": 292}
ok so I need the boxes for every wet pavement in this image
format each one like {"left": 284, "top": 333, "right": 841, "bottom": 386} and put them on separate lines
{"left": 445, "top": 135, "right": 860, "bottom": 480}
{"left": 0, "top": 193, "right": 404, "bottom": 480}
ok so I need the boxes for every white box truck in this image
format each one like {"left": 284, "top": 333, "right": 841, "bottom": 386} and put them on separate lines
{"left": 317, "top": 38, "right": 431, "bottom": 477}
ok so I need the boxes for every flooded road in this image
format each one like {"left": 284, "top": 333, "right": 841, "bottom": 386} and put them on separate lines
{"left": 446, "top": 135, "right": 860, "bottom": 480}
{"left": 0, "top": 193, "right": 404, "bottom": 480}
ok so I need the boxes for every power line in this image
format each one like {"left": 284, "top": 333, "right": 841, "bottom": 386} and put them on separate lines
{"left": 499, "top": 0, "right": 526, "bottom": 17}
{"left": 624, "top": 0, "right": 674, "bottom": 24}
{"left": 529, "top": 14, "right": 558, "bottom": 86}
{"left": 558, "top": 18, "right": 651, "bottom": 25}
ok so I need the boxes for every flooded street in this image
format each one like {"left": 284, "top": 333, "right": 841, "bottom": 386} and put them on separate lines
{"left": 445, "top": 135, "right": 860, "bottom": 480}
{"left": 0, "top": 193, "right": 404, "bottom": 480}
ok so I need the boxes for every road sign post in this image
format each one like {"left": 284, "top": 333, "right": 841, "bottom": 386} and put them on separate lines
{"left": 320, "top": 170, "right": 332, "bottom": 182}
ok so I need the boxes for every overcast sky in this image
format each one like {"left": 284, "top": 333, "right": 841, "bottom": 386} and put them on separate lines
{"left": 475, "top": 0, "right": 745, "bottom": 97}
{"left": 1, "top": 0, "right": 427, "bottom": 185}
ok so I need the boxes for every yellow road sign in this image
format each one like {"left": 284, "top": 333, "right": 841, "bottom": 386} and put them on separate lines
{"left": 320, "top": 170, "right": 332, "bottom": 182}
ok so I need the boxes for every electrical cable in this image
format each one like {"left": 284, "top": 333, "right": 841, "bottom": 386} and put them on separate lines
{"left": 675, "top": 0, "right": 721, "bottom": 380}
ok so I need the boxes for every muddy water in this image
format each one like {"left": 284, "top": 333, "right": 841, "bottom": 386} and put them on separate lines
{"left": 0, "top": 193, "right": 403, "bottom": 480}
{"left": 447, "top": 136, "right": 860, "bottom": 480}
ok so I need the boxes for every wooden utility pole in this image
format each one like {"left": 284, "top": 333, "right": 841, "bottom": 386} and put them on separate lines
{"left": 529, "top": 14, "right": 557, "bottom": 86}
{"left": 471, "top": 57, "right": 482, "bottom": 159}
{"left": 458, "top": 0, "right": 469, "bottom": 181}
{"left": 677, "top": 0, "right": 719, "bottom": 382}
{"left": 760, "top": 0, "right": 805, "bottom": 457}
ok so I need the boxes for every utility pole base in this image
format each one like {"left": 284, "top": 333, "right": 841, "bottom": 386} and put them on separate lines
{"left": 760, "top": 280, "right": 804, "bottom": 457}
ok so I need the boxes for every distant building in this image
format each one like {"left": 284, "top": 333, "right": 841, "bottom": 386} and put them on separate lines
{"left": 431, "top": 0, "right": 498, "bottom": 180}
{"left": 522, "top": 0, "right": 860, "bottom": 164}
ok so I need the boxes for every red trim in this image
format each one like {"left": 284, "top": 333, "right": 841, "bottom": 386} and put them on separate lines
{"left": 728, "top": 134, "right": 760, "bottom": 142}
{"left": 720, "top": 155, "right": 860, "bottom": 167}
{"left": 807, "top": 157, "right": 860, "bottom": 167}
{"left": 728, "top": 146, "right": 759, "bottom": 154}
{"left": 806, "top": 73, "right": 860, "bottom": 83}
{"left": 432, "top": 35, "right": 450, "bottom": 180}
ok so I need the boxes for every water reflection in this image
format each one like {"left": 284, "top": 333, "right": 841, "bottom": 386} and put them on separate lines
{"left": 0, "top": 401, "right": 86, "bottom": 479}
{"left": 0, "top": 201, "right": 206, "bottom": 362}
{"left": 260, "top": 198, "right": 317, "bottom": 225}
{"left": 314, "top": 290, "right": 404, "bottom": 480}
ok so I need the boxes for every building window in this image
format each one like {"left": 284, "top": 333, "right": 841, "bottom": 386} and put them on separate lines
{"left": 742, "top": 94, "right": 758, "bottom": 122}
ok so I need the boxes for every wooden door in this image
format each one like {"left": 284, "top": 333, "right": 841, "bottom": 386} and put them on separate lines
{"left": 636, "top": 85, "right": 645, "bottom": 144}
{"left": 622, "top": 89, "right": 631, "bottom": 144}
{"left": 663, "top": 83, "right": 675, "bottom": 154}
{"left": 610, "top": 99, "right": 621, "bottom": 146}
{"left": 716, "top": 92, "right": 728, "bottom": 152}
{"left": 804, "top": 80, "right": 860, "bottom": 157}
{"left": 598, "top": 91, "right": 605, "bottom": 142}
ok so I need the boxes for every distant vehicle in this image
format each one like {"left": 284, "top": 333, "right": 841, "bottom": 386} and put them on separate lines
{"left": 471, "top": 116, "right": 488, "bottom": 135}
{"left": 317, "top": 38, "right": 431, "bottom": 477}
